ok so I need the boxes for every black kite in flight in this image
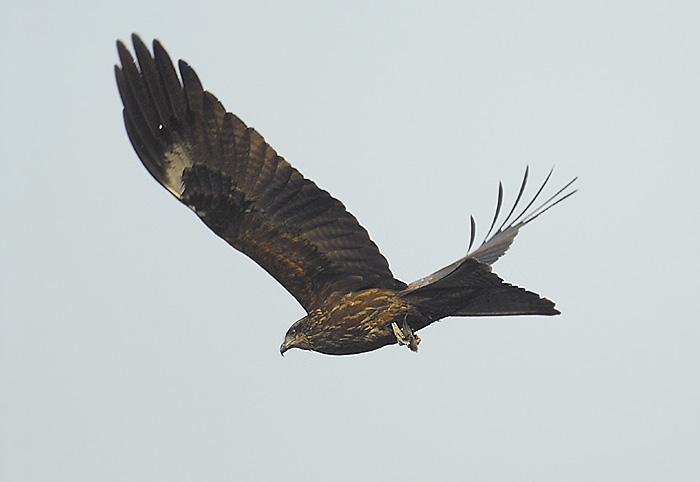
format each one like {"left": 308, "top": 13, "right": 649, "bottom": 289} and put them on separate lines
{"left": 115, "top": 35, "right": 576, "bottom": 356}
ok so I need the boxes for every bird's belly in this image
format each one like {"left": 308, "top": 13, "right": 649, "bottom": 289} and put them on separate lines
{"left": 313, "top": 294, "right": 425, "bottom": 355}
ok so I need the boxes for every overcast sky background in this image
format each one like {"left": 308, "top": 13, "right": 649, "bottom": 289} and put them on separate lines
{"left": 2, "top": 1, "right": 699, "bottom": 481}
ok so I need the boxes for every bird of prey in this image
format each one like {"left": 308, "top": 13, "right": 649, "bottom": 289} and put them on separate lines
{"left": 115, "top": 35, "right": 577, "bottom": 356}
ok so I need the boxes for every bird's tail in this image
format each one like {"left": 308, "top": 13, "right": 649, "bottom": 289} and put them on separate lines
{"left": 401, "top": 258, "right": 558, "bottom": 330}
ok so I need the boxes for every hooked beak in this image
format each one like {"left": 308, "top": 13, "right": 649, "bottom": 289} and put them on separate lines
{"left": 280, "top": 341, "right": 290, "bottom": 357}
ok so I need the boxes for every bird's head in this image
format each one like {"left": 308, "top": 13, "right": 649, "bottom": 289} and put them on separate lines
{"left": 280, "top": 316, "right": 313, "bottom": 356}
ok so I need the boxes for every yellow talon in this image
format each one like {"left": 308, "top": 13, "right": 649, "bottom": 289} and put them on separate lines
{"left": 391, "top": 321, "right": 420, "bottom": 352}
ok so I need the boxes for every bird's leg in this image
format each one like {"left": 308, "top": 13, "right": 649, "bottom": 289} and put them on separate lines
{"left": 391, "top": 317, "right": 421, "bottom": 352}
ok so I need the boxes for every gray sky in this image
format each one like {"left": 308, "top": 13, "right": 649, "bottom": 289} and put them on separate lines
{"left": 2, "top": 1, "right": 699, "bottom": 480}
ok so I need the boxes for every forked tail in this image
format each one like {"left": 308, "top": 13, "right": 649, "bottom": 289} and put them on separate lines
{"left": 402, "top": 257, "right": 558, "bottom": 327}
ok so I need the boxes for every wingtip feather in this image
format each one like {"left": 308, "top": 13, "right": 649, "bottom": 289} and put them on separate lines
{"left": 466, "top": 167, "right": 577, "bottom": 265}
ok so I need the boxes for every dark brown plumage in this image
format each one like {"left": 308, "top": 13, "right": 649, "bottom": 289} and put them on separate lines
{"left": 115, "top": 35, "right": 577, "bottom": 356}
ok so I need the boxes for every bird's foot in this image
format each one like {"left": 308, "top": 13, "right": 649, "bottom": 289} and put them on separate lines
{"left": 392, "top": 321, "right": 420, "bottom": 352}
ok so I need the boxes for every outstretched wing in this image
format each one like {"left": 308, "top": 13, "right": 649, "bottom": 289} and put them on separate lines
{"left": 406, "top": 167, "right": 577, "bottom": 292}
{"left": 115, "top": 35, "right": 405, "bottom": 312}
{"left": 465, "top": 166, "right": 577, "bottom": 265}
{"left": 402, "top": 169, "right": 574, "bottom": 322}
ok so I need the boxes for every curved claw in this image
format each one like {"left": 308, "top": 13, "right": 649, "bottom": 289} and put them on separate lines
{"left": 392, "top": 321, "right": 420, "bottom": 352}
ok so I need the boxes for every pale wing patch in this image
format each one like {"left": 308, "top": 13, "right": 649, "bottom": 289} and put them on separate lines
{"left": 163, "top": 142, "right": 194, "bottom": 198}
